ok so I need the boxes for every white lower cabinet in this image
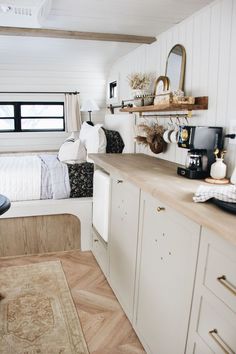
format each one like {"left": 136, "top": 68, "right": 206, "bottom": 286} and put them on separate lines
{"left": 92, "top": 227, "right": 108, "bottom": 277}
{"left": 193, "top": 337, "right": 213, "bottom": 354}
{"left": 187, "top": 228, "right": 236, "bottom": 354}
{"left": 96, "top": 168, "right": 236, "bottom": 354}
{"left": 109, "top": 176, "right": 140, "bottom": 322}
{"left": 134, "top": 192, "right": 201, "bottom": 354}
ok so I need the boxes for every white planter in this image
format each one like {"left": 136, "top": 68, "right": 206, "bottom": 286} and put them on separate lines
{"left": 210, "top": 158, "right": 227, "bottom": 179}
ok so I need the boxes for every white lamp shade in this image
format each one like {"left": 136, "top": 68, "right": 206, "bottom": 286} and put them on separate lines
{"left": 81, "top": 99, "right": 100, "bottom": 112}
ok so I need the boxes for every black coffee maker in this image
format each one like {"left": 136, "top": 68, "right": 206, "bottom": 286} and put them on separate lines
{"left": 177, "top": 126, "right": 223, "bottom": 179}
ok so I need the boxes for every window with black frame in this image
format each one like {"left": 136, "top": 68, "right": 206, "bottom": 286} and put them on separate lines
{"left": 0, "top": 102, "right": 65, "bottom": 132}
{"left": 109, "top": 81, "right": 117, "bottom": 99}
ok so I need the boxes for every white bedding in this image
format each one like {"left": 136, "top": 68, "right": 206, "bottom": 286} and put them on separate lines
{"left": 0, "top": 156, "right": 41, "bottom": 202}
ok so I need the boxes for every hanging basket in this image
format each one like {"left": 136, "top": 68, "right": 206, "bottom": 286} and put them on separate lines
{"left": 149, "top": 135, "right": 165, "bottom": 154}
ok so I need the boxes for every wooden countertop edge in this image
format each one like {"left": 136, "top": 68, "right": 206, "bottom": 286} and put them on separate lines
{"left": 89, "top": 153, "right": 236, "bottom": 246}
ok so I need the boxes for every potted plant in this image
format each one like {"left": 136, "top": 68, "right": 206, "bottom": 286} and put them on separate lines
{"left": 127, "top": 72, "right": 153, "bottom": 106}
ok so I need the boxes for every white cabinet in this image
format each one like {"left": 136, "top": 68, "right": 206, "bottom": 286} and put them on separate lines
{"left": 187, "top": 228, "right": 236, "bottom": 354}
{"left": 134, "top": 192, "right": 201, "bottom": 354}
{"left": 193, "top": 337, "right": 213, "bottom": 354}
{"left": 92, "top": 227, "right": 108, "bottom": 277}
{"left": 92, "top": 160, "right": 236, "bottom": 354}
{"left": 109, "top": 176, "right": 140, "bottom": 321}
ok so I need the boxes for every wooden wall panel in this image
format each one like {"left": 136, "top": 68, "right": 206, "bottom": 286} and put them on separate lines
{"left": 0, "top": 214, "right": 81, "bottom": 257}
{"left": 108, "top": 0, "right": 236, "bottom": 176}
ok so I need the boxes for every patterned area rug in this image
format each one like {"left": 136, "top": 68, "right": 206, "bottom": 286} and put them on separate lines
{"left": 0, "top": 261, "right": 89, "bottom": 354}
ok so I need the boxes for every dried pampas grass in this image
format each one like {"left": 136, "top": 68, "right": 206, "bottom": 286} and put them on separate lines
{"left": 135, "top": 123, "right": 165, "bottom": 154}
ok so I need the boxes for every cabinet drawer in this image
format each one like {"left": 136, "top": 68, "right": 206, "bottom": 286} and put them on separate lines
{"left": 204, "top": 244, "right": 236, "bottom": 313}
{"left": 92, "top": 228, "right": 108, "bottom": 277}
{"left": 197, "top": 297, "right": 236, "bottom": 353}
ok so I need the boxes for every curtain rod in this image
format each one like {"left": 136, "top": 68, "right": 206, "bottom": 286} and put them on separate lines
{"left": 0, "top": 91, "right": 80, "bottom": 94}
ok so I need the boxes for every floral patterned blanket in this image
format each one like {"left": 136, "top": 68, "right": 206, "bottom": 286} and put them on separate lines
{"left": 40, "top": 154, "right": 94, "bottom": 199}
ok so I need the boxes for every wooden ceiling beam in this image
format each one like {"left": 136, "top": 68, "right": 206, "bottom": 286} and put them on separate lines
{"left": 0, "top": 26, "right": 157, "bottom": 44}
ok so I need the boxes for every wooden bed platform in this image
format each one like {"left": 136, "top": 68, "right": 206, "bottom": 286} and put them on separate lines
{"left": 0, "top": 198, "right": 93, "bottom": 256}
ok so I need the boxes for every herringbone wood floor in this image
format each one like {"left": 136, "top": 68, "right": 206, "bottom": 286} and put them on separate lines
{"left": 0, "top": 250, "right": 145, "bottom": 354}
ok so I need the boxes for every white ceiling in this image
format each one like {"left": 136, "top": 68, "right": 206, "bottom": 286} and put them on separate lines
{"left": 0, "top": 0, "right": 214, "bottom": 36}
{"left": 0, "top": 0, "right": 214, "bottom": 78}
{"left": 45, "top": 0, "right": 214, "bottom": 36}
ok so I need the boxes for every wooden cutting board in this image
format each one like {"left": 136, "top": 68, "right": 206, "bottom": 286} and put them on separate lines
{"left": 205, "top": 177, "right": 230, "bottom": 184}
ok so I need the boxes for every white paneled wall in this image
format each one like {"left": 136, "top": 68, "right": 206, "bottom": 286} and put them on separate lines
{"left": 0, "top": 37, "right": 137, "bottom": 151}
{"left": 107, "top": 0, "right": 236, "bottom": 176}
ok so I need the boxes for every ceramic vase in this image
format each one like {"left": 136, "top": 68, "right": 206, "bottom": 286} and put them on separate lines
{"left": 210, "top": 158, "right": 227, "bottom": 179}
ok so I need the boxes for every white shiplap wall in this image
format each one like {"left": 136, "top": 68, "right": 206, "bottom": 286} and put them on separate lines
{"left": 108, "top": 0, "right": 236, "bottom": 176}
{"left": 0, "top": 37, "right": 138, "bottom": 152}
{"left": 0, "top": 39, "right": 105, "bottom": 151}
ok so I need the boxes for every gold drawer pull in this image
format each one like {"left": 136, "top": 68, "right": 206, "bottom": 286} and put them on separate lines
{"left": 117, "top": 180, "right": 123, "bottom": 184}
{"left": 94, "top": 239, "right": 99, "bottom": 243}
{"left": 217, "top": 275, "right": 236, "bottom": 296}
{"left": 209, "top": 329, "right": 235, "bottom": 354}
{"left": 157, "top": 207, "right": 166, "bottom": 212}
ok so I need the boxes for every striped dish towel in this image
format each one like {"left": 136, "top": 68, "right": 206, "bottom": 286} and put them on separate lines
{"left": 193, "top": 184, "right": 236, "bottom": 203}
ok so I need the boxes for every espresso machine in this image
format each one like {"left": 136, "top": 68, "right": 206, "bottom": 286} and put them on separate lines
{"left": 177, "top": 126, "right": 223, "bottom": 179}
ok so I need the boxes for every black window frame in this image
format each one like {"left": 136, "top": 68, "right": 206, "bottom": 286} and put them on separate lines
{"left": 0, "top": 101, "right": 65, "bottom": 133}
{"left": 109, "top": 81, "right": 117, "bottom": 99}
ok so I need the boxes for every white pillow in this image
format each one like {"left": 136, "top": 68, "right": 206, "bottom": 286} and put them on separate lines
{"left": 58, "top": 134, "right": 86, "bottom": 164}
{"left": 79, "top": 122, "right": 94, "bottom": 144}
{"left": 79, "top": 122, "right": 107, "bottom": 154}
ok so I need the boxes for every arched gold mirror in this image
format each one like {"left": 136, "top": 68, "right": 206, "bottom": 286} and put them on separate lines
{"left": 165, "top": 44, "right": 186, "bottom": 91}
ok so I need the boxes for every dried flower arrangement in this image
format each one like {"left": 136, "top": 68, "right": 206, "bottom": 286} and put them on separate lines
{"left": 135, "top": 123, "right": 165, "bottom": 154}
{"left": 127, "top": 72, "right": 152, "bottom": 90}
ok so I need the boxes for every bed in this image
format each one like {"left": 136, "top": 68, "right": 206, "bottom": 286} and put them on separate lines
{"left": 0, "top": 114, "right": 136, "bottom": 251}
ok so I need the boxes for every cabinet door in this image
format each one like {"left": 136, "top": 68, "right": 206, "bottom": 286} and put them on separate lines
{"left": 109, "top": 176, "right": 140, "bottom": 321}
{"left": 193, "top": 336, "right": 213, "bottom": 354}
{"left": 186, "top": 228, "right": 236, "bottom": 354}
{"left": 135, "top": 192, "right": 200, "bottom": 354}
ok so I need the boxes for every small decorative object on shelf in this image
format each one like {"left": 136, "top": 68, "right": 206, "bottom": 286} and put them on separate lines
{"left": 172, "top": 90, "right": 195, "bottom": 105}
{"left": 153, "top": 76, "right": 170, "bottom": 105}
{"left": 135, "top": 123, "right": 165, "bottom": 154}
{"left": 127, "top": 72, "right": 154, "bottom": 106}
{"left": 210, "top": 149, "right": 227, "bottom": 180}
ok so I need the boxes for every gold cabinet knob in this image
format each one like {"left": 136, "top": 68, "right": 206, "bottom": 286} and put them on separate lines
{"left": 157, "top": 207, "right": 166, "bottom": 212}
{"left": 117, "top": 180, "right": 123, "bottom": 184}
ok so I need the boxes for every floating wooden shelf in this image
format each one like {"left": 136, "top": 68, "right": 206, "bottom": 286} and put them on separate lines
{"left": 120, "top": 96, "right": 208, "bottom": 114}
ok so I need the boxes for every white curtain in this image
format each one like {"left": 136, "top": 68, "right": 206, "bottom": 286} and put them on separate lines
{"left": 64, "top": 93, "right": 82, "bottom": 132}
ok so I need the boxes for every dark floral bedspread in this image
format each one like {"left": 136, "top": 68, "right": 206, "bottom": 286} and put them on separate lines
{"left": 66, "top": 129, "right": 124, "bottom": 198}
{"left": 102, "top": 128, "right": 124, "bottom": 153}
{"left": 67, "top": 162, "right": 94, "bottom": 198}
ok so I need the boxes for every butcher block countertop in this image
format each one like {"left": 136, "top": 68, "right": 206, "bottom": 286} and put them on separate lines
{"left": 89, "top": 153, "right": 236, "bottom": 246}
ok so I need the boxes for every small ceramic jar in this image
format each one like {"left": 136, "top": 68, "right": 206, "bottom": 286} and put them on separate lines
{"left": 210, "top": 158, "right": 227, "bottom": 179}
